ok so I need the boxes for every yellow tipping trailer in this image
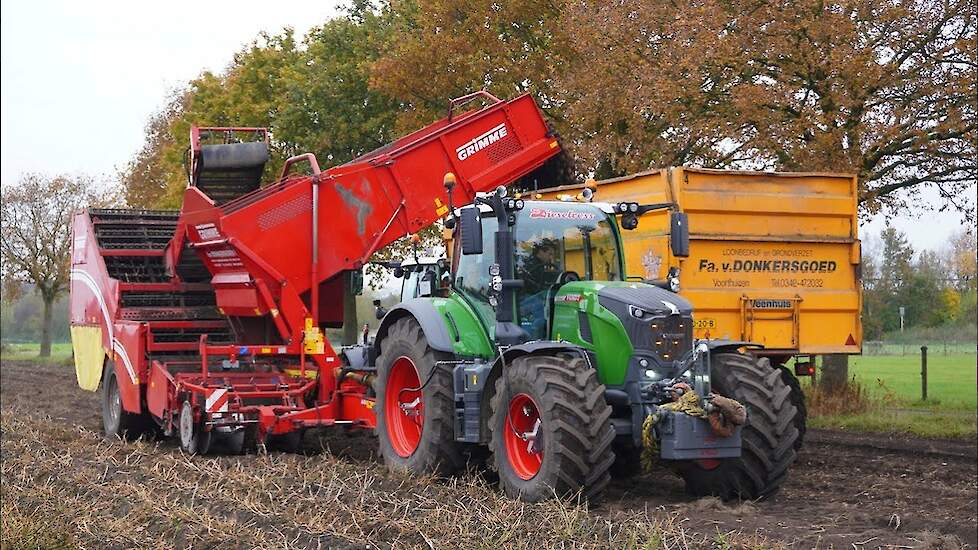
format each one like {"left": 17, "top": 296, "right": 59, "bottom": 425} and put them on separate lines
{"left": 537, "top": 167, "right": 862, "bottom": 365}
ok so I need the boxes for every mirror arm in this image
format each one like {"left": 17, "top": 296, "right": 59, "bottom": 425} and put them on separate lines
{"left": 634, "top": 202, "right": 676, "bottom": 215}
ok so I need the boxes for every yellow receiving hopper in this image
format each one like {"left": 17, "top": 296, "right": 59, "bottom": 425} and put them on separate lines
{"left": 536, "top": 167, "right": 862, "bottom": 366}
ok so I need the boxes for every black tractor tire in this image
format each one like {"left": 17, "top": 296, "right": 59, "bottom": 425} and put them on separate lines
{"left": 101, "top": 359, "right": 146, "bottom": 441}
{"left": 675, "top": 352, "right": 799, "bottom": 500}
{"left": 375, "top": 317, "right": 464, "bottom": 476}
{"left": 773, "top": 361, "right": 807, "bottom": 450}
{"left": 488, "top": 354, "right": 615, "bottom": 502}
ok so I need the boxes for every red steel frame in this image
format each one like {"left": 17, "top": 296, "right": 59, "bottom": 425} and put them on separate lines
{"left": 71, "top": 92, "right": 560, "bottom": 444}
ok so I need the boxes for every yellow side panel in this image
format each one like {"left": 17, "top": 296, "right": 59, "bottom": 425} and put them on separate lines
{"left": 537, "top": 167, "right": 862, "bottom": 354}
{"left": 71, "top": 325, "right": 105, "bottom": 391}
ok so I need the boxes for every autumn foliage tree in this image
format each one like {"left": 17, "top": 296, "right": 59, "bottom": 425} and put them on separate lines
{"left": 1, "top": 174, "right": 108, "bottom": 356}
{"left": 120, "top": 0, "right": 975, "bottom": 344}
{"left": 370, "top": 0, "right": 976, "bottom": 217}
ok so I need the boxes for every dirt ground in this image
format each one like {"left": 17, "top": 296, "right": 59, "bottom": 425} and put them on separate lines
{"left": 2, "top": 360, "right": 975, "bottom": 549}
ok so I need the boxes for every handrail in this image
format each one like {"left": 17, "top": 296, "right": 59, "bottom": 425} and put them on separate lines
{"left": 447, "top": 91, "right": 502, "bottom": 121}
{"left": 278, "top": 153, "right": 322, "bottom": 181}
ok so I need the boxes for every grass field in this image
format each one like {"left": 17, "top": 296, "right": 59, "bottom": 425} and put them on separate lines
{"left": 0, "top": 342, "right": 73, "bottom": 364}
{"left": 796, "top": 351, "right": 977, "bottom": 439}
{"left": 847, "top": 352, "right": 976, "bottom": 410}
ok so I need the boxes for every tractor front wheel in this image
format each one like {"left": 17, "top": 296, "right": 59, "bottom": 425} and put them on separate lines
{"left": 375, "top": 317, "right": 464, "bottom": 475}
{"left": 675, "top": 352, "right": 799, "bottom": 500}
{"left": 489, "top": 354, "right": 615, "bottom": 502}
{"left": 774, "top": 361, "right": 808, "bottom": 450}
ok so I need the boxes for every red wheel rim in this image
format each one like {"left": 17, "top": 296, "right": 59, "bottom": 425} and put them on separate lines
{"left": 504, "top": 393, "right": 544, "bottom": 480}
{"left": 385, "top": 356, "right": 423, "bottom": 457}
{"left": 696, "top": 458, "right": 722, "bottom": 470}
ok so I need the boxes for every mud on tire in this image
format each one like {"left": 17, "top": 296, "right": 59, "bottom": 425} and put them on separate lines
{"left": 375, "top": 317, "right": 464, "bottom": 475}
{"left": 489, "top": 354, "right": 615, "bottom": 502}
{"left": 675, "top": 352, "right": 799, "bottom": 500}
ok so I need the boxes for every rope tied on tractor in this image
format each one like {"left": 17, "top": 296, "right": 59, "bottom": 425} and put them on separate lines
{"left": 640, "top": 383, "right": 747, "bottom": 473}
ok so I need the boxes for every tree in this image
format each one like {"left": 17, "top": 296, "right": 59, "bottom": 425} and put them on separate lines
{"left": 119, "top": 90, "right": 190, "bottom": 208}
{"left": 120, "top": 12, "right": 414, "bottom": 345}
{"left": 371, "top": 0, "right": 977, "bottom": 219}
{"left": 948, "top": 229, "right": 977, "bottom": 291}
{"left": 369, "top": 0, "right": 566, "bottom": 132}
{"left": 1, "top": 174, "right": 108, "bottom": 356}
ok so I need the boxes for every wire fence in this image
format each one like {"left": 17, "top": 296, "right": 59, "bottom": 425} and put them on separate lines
{"left": 863, "top": 340, "right": 975, "bottom": 356}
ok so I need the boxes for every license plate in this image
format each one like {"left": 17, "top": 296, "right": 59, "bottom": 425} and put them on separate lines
{"left": 693, "top": 318, "right": 716, "bottom": 330}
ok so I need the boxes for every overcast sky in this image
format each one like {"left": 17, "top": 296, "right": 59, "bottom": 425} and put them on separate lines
{"left": 2, "top": 0, "right": 974, "bottom": 254}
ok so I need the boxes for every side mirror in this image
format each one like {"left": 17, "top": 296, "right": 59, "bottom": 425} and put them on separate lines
{"left": 670, "top": 212, "right": 690, "bottom": 258}
{"left": 620, "top": 213, "right": 639, "bottom": 230}
{"left": 459, "top": 207, "right": 483, "bottom": 255}
{"left": 373, "top": 299, "right": 388, "bottom": 320}
{"left": 393, "top": 266, "right": 404, "bottom": 278}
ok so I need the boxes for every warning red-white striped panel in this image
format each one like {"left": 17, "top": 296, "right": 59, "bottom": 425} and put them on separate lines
{"left": 205, "top": 388, "right": 230, "bottom": 413}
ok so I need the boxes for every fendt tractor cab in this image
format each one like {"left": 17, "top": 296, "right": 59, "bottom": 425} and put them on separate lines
{"left": 368, "top": 180, "right": 800, "bottom": 502}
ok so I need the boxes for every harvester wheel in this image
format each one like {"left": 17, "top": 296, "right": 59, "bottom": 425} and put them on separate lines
{"left": 675, "top": 352, "right": 799, "bottom": 500}
{"left": 488, "top": 355, "right": 615, "bottom": 502}
{"left": 178, "top": 400, "right": 211, "bottom": 455}
{"left": 101, "top": 359, "right": 146, "bottom": 441}
{"left": 376, "top": 317, "right": 464, "bottom": 475}
{"left": 266, "top": 430, "right": 303, "bottom": 453}
{"left": 774, "top": 362, "right": 807, "bottom": 450}
{"left": 222, "top": 428, "right": 246, "bottom": 455}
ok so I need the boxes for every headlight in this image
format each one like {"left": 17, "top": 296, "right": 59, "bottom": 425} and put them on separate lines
{"left": 668, "top": 267, "right": 680, "bottom": 292}
{"left": 669, "top": 276, "right": 680, "bottom": 292}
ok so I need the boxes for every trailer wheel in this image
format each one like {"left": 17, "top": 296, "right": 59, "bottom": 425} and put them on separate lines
{"left": 489, "top": 354, "right": 615, "bottom": 502}
{"left": 675, "top": 352, "right": 799, "bottom": 500}
{"left": 376, "top": 317, "right": 464, "bottom": 475}
{"left": 179, "top": 400, "right": 211, "bottom": 455}
{"left": 101, "top": 359, "right": 145, "bottom": 441}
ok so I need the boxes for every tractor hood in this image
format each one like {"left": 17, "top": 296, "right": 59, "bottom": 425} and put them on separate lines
{"left": 596, "top": 283, "right": 694, "bottom": 365}
{"left": 596, "top": 284, "right": 693, "bottom": 317}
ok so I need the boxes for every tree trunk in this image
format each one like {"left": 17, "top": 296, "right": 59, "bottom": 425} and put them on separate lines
{"left": 40, "top": 295, "right": 54, "bottom": 357}
{"left": 819, "top": 354, "right": 849, "bottom": 392}
{"left": 342, "top": 271, "right": 358, "bottom": 346}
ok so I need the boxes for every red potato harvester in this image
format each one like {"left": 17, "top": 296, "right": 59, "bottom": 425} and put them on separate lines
{"left": 69, "top": 92, "right": 560, "bottom": 454}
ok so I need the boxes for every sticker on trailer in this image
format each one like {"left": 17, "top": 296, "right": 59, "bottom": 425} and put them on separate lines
{"left": 750, "top": 299, "right": 793, "bottom": 309}
{"left": 195, "top": 223, "right": 221, "bottom": 240}
{"left": 205, "top": 388, "right": 230, "bottom": 413}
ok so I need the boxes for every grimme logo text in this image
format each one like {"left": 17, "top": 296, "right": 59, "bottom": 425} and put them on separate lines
{"left": 456, "top": 123, "right": 508, "bottom": 160}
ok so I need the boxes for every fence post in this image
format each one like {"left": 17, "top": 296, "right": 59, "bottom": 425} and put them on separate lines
{"left": 920, "top": 345, "right": 928, "bottom": 402}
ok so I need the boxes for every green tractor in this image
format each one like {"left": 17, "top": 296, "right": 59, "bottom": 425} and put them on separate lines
{"left": 369, "top": 183, "right": 800, "bottom": 502}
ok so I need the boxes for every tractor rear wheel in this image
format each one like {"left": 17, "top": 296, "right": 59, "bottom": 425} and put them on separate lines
{"left": 489, "top": 354, "right": 615, "bottom": 502}
{"left": 675, "top": 352, "right": 799, "bottom": 500}
{"left": 376, "top": 317, "right": 464, "bottom": 475}
{"left": 101, "top": 359, "right": 146, "bottom": 441}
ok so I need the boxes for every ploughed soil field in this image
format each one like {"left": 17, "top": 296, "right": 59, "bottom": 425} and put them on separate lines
{"left": 2, "top": 360, "right": 975, "bottom": 549}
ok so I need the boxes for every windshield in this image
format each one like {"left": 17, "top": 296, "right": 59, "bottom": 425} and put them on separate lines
{"left": 453, "top": 203, "right": 623, "bottom": 341}
{"left": 516, "top": 203, "right": 622, "bottom": 339}
{"left": 516, "top": 204, "right": 622, "bottom": 287}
